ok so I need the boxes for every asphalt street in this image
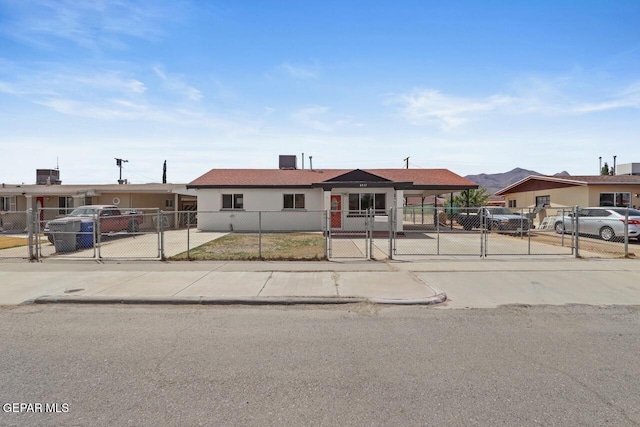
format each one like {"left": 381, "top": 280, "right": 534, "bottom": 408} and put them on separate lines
{"left": 1, "top": 304, "right": 639, "bottom": 426}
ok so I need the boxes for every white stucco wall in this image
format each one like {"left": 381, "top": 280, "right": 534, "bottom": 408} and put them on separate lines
{"left": 195, "top": 188, "right": 326, "bottom": 231}
{"left": 195, "top": 187, "right": 403, "bottom": 232}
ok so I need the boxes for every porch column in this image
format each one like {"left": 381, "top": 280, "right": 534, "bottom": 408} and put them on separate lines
{"left": 395, "top": 189, "right": 404, "bottom": 233}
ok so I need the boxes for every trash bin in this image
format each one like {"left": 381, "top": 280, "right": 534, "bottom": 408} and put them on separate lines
{"left": 77, "top": 220, "right": 94, "bottom": 249}
{"left": 49, "top": 219, "right": 82, "bottom": 252}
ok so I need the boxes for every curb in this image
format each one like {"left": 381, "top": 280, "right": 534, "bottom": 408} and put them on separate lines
{"left": 33, "top": 293, "right": 447, "bottom": 306}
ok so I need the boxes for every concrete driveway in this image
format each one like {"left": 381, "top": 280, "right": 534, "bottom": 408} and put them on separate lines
{"left": 35, "top": 229, "right": 227, "bottom": 260}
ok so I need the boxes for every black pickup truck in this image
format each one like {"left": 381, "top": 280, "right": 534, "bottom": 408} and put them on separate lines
{"left": 457, "top": 207, "right": 530, "bottom": 232}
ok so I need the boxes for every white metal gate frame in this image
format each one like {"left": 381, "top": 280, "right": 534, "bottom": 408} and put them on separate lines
{"left": 34, "top": 207, "right": 164, "bottom": 261}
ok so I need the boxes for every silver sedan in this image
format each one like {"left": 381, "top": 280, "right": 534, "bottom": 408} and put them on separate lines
{"left": 554, "top": 208, "right": 640, "bottom": 241}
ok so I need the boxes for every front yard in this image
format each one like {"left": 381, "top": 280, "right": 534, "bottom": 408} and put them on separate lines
{"left": 169, "top": 232, "right": 326, "bottom": 261}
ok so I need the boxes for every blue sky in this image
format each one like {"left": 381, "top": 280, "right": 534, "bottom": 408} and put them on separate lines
{"left": 1, "top": 0, "right": 639, "bottom": 184}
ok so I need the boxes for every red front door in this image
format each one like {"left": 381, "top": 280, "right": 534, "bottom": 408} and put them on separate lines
{"left": 331, "top": 195, "right": 342, "bottom": 229}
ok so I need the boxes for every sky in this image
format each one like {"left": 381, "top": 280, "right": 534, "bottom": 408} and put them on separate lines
{"left": 1, "top": 0, "right": 639, "bottom": 185}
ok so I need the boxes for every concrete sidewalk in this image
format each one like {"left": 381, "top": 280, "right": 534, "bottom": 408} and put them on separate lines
{"left": 0, "top": 260, "right": 445, "bottom": 306}
{"left": 1, "top": 257, "right": 640, "bottom": 307}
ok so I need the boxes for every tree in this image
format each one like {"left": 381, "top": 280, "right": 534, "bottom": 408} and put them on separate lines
{"left": 601, "top": 162, "right": 613, "bottom": 175}
{"left": 449, "top": 188, "right": 490, "bottom": 208}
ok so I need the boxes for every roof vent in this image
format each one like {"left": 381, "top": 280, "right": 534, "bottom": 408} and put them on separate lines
{"left": 279, "top": 155, "right": 297, "bottom": 170}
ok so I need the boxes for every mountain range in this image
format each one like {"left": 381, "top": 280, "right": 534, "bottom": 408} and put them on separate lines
{"left": 464, "top": 168, "right": 570, "bottom": 194}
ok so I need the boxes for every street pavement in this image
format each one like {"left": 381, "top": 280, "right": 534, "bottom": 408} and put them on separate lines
{"left": 1, "top": 304, "right": 639, "bottom": 426}
{"left": 1, "top": 257, "right": 640, "bottom": 307}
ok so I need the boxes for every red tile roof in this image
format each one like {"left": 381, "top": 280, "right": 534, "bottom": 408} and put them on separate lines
{"left": 188, "top": 168, "right": 478, "bottom": 188}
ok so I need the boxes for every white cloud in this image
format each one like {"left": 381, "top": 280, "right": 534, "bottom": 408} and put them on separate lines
{"left": 290, "top": 106, "right": 365, "bottom": 132}
{"left": 292, "top": 106, "right": 332, "bottom": 131}
{"left": 276, "top": 62, "right": 319, "bottom": 79}
{"left": 394, "top": 80, "right": 640, "bottom": 129}
{"left": 395, "top": 89, "right": 515, "bottom": 129}
{"left": 1, "top": 0, "right": 180, "bottom": 49}
{"left": 153, "top": 66, "right": 203, "bottom": 101}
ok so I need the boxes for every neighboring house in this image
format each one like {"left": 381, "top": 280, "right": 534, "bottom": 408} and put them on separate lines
{"left": 187, "top": 166, "right": 478, "bottom": 232}
{"left": 0, "top": 182, "right": 196, "bottom": 232}
{"left": 495, "top": 174, "right": 640, "bottom": 226}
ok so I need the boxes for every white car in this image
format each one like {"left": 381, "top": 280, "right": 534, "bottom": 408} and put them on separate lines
{"left": 554, "top": 208, "right": 640, "bottom": 241}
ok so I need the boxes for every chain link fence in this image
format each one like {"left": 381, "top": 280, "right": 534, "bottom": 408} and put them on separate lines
{"left": 2, "top": 206, "right": 638, "bottom": 262}
{"left": 33, "top": 207, "right": 163, "bottom": 260}
{"left": 0, "top": 210, "right": 33, "bottom": 259}
{"left": 169, "top": 210, "right": 328, "bottom": 261}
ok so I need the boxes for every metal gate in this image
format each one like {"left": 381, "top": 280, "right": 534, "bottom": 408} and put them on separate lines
{"left": 392, "top": 206, "right": 579, "bottom": 258}
{"left": 35, "top": 207, "right": 164, "bottom": 260}
{"left": 327, "top": 208, "right": 392, "bottom": 259}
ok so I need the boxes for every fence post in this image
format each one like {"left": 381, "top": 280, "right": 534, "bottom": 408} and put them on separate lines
{"left": 323, "top": 211, "right": 328, "bottom": 260}
{"left": 97, "top": 209, "right": 102, "bottom": 259}
{"left": 436, "top": 206, "right": 440, "bottom": 255}
{"left": 480, "top": 207, "right": 485, "bottom": 258}
{"left": 624, "top": 208, "right": 629, "bottom": 257}
{"left": 326, "top": 210, "right": 331, "bottom": 259}
{"left": 160, "top": 210, "right": 166, "bottom": 260}
{"left": 527, "top": 207, "right": 531, "bottom": 255}
{"left": 370, "top": 209, "right": 375, "bottom": 259}
{"left": 156, "top": 209, "right": 161, "bottom": 260}
{"left": 388, "top": 207, "right": 393, "bottom": 260}
{"left": 258, "top": 211, "right": 262, "bottom": 259}
{"left": 574, "top": 206, "right": 580, "bottom": 258}
{"left": 92, "top": 213, "right": 97, "bottom": 259}
{"left": 27, "top": 209, "right": 34, "bottom": 260}
{"left": 187, "top": 211, "right": 191, "bottom": 260}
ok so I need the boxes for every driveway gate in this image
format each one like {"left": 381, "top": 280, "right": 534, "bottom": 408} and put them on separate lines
{"left": 35, "top": 207, "right": 165, "bottom": 260}
{"left": 327, "top": 209, "right": 391, "bottom": 259}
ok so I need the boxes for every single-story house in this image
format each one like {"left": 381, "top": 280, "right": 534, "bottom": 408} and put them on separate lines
{"left": 187, "top": 166, "right": 478, "bottom": 232}
{"left": 495, "top": 174, "right": 640, "bottom": 225}
{"left": 0, "top": 182, "right": 196, "bottom": 231}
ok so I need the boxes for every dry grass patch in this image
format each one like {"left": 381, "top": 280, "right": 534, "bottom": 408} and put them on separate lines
{"left": 0, "top": 236, "right": 31, "bottom": 250}
{"left": 170, "top": 232, "right": 326, "bottom": 261}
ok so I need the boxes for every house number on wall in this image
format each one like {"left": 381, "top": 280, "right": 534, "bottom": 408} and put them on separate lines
{"left": 359, "top": 183, "right": 368, "bottom": 187}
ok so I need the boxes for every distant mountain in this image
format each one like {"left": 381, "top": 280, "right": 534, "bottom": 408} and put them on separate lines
{"left": 465, "top": 168, "right": 570, "bottom": 194}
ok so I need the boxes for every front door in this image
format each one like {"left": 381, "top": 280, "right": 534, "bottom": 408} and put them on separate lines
{"left": 331, "top": 195, "right": 342, "bottom": 229}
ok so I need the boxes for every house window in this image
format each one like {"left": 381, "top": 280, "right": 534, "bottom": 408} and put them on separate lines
{"left": 165, "top": 199, "right": 174, "bottom": 208}
{"left": 508, "top": 200, "right": 517, "bottom": 208}
{"left": 84, "top": 196, "right": 93, "bottom": 206}
{"left": 348, "top": 193, "right": 386, "bottom": 214}
{"left": 599, "top": 192, "right": 630, "bottom": 207}
{"left": 222, "top": 194, "right": 243, "bottom": 209}
{"left": 535, "top": 195, "right": 550, "bottom": 208}
{"left": 283, "top": 194, "right": 305, "bottom": 209}
{"left": 58, "top": 196, "right": 74, "bottom": 215}
{"left": 1, "top": 196, "right": 11, "bottom": 211}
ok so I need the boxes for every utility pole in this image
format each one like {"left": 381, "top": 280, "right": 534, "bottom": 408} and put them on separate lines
{"left": 115, "top": 158, "right": 128, "bottom": 184}
{"left": 404, "top": 157, "right": 410, "bottom": 169}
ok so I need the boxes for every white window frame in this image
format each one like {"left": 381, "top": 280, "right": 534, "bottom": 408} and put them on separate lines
{"left": 283, "top": 193, "right": 305, "bottom": 210}
{"left": 599, "top": 192, "right": 630, "bottom": 208}
{"left": 535, "top": 195, "right": 550, "bottom": 208}
{"left": 347, "top": 193, "right": 386, "bottom": 215}
{"left": 1, "top": 196, "right": 12, "bottom": 211}
{"left": 58, "top": 196, "right": 74, "bottom": 215}
{"left": 222, "top": 194, "right": 244, "bottom": 210}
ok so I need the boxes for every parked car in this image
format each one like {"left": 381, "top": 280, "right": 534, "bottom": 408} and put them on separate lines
{"left": 554, "top": 207, "right": 640, "bottom": 241}
{"left": 44, "top": 205, "right": 143, "bottom": 243}
{"left": 456, "top": 207, "right": 530, "bottom": 232}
